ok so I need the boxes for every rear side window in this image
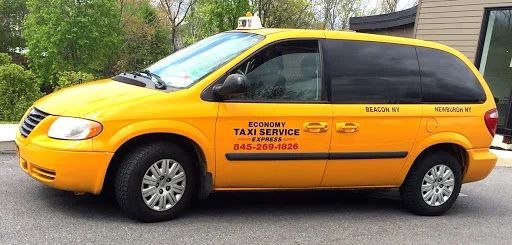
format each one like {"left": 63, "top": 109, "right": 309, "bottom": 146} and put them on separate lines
{"left": 417, "top": 47, "right": 486, "bottom": 103}
{"left": 323, "top": 40, "right": 421, "bottom": 104}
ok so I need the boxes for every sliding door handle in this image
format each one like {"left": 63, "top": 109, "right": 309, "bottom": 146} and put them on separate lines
{"left": 303, "top": 122, "right": 328, "bottom": 133}
{"left": 336, "top": 122, "right": 359, "bottom": 133}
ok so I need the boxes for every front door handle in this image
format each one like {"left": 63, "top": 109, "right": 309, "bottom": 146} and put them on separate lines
{"left": 336, "top": 122, "right": 359, "bottom": 133}
{"left": 303, "top": 122, "right": 328, "bottom": 133}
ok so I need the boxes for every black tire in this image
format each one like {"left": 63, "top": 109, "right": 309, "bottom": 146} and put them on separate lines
{"left": 400, "top": 151, "right": 462, "bottom": 216}
{"left": 114, "top": 142, "right": 197, "bottom": 222}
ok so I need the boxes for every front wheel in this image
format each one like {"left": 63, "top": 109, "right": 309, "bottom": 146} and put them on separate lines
{"left": 114, "top": 142, "right": 197, "bottom": 222}
{"left": 400, "top": 151, "right": 462, "bottom": 216}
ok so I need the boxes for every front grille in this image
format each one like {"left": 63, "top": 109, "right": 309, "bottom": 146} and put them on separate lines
{"left": 20, "top": 108, "right": 50, "bottom": 137}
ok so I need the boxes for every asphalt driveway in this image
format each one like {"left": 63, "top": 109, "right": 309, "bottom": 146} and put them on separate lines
{"left": 1, "top": 153, "right": 511, "bottom": 244}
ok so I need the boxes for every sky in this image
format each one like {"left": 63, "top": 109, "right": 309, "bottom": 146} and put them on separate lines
{"left": 365, "top": 0, "right": 418, "bottom": 13}
{"left": 397, "top": 0, "right": 417, "bottom": 10}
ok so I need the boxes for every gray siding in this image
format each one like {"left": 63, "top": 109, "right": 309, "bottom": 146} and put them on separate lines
{"left": 415, "top": 0, "right": 512, "bottom": 62}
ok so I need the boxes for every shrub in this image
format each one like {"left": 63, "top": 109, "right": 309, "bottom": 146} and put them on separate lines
{"left": 0, "top": 53, "right": 12, "bottom": 66}
{"left": 55, "top": 71, "right": 95, "bottom": 90}
{"left": 0, "top": 64, "right": 42, "bottom": 121}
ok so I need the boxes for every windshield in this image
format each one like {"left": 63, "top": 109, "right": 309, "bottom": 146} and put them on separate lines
{"left": 147, "top": 32, "right": 264, "bottom": 88}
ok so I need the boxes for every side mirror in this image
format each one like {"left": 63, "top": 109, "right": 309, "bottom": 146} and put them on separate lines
{"left": 213, "top": 74, "right": 247, "bottom": 99}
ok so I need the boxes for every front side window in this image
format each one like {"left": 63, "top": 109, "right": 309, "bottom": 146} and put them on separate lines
{"left": 227, "top": 40, "right": 322, "bottom": 102}
{"left": 147, "top": 32, "right": 264, "bottom": 88}
{"left": 324, "top": 40, "right": 421, "bottom": 104}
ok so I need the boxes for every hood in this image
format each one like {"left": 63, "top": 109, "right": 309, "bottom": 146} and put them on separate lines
{"left": 34, "top": 79, "right": 161, "bottom": 117}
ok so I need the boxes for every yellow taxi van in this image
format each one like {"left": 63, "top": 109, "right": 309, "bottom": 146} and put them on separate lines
{"left": 15, "top": 15, "right": 498, "bottom": 222}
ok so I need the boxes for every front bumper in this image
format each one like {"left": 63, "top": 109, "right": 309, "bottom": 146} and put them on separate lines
{"left": 17, "top": 143, "right": 113, "bottom": 194}
{"left": 463, "top": 148, "right": 497, "bottom": 183}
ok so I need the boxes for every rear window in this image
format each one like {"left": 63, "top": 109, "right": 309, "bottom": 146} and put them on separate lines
{"left": 323, "top": 40, "right": 421, "bottom": 104}
{"left": 417, "top": 47, "right": 486, "bottom": 103}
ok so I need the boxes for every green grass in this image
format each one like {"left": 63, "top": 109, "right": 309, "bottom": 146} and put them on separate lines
{"left": 0, "top": 121, "right": 17, "bottom": 124}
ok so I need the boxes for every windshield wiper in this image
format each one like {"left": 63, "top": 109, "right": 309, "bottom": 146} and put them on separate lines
{"left": 133, "top": 70, "right": 167, "bottom": 90}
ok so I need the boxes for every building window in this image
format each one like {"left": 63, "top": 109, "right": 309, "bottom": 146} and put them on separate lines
{"left": 479, "top": 9, "right": 512, "bottom": 129}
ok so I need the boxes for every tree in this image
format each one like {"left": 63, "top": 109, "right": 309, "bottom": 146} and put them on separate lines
{"left": 0, "top": 0, "right": 27, "bottom": 54}
{"left": 179, "top": 4, "right": 206, "bottom": 45}
{"left": 158, "top": 0, "right": 197, "bottom": 51}
{"left": 202, "top": 0, "right": 250, "bottom": 33}
{"left": 251, "top": 0, "right": 316, "bottom": 28}
{"left": 320, "top": 0, "right": 338, "bottom": 30}
{"left": 0, "top": 53, "right": 12, "bottom": 65}
{"left": 55, "top": 71, "right": 95, "bottom": 90}
{"left": 337, "top": 0, "right": 365, "bottom": 29}
{"left": 24, "top": 0, "right": 122, "bottom": 90}
{"left": 115, "top": 0, "right": 171, "bottom": 72}
{"left": 380, "top": 0, "right": 400, "bottom": 14}
{"left": 316, "top": 0, "right": 365, "bottom": 30}
{"left": 0, "top": 60, "right": 41, "bottom": 121}
{"left": 180, "top": 0, "right": 250, "bottom": 45}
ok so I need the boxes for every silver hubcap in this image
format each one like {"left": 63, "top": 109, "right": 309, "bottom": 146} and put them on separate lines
{"left": 141, "top": 159, "right": 186, "bottom": 212}
{"left": 421, "top": 164, "right": 455, "bottom": 207}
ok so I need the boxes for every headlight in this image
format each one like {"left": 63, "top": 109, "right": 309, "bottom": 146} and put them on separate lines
{"left": 48, "top": 117, "right": 103, "bottom": 140}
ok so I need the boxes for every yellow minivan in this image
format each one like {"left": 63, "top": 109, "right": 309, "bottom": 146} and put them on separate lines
{"left": 16, "top": 16, "right": 498, "bottom": 222}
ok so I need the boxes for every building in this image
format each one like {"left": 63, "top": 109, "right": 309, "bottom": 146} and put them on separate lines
{"left": 349, "top": 6, "right": 418, "bottom": 38}
{"left": 350, "top": 1, "right": 512, "bottom": 143}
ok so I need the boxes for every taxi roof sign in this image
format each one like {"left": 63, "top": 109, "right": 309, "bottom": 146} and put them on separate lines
{"left": 237, "top": 12, "right": 263, "bottom": 30}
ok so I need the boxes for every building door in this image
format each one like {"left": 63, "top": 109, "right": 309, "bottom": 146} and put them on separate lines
{"left": 479, "top": 8, "right": 512, "bottom": 135}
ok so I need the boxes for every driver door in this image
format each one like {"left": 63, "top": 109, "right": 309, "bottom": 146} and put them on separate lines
{"left": 214, "top": 39, "right": 332, "bottom": 188}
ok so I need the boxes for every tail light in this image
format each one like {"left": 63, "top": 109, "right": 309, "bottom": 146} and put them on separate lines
{"left": 484, "top": 108, "right": 498, "bottom": 137}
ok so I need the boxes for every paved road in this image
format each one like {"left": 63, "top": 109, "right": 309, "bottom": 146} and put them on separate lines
{"left": 1, "top": 153, "right": 511, "bottom": 244}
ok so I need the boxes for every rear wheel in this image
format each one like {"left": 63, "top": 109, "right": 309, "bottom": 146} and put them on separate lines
{"left": 400, "top": 151, "right": 462, "bottom": 216}
{"left": 114, "top": 142, "right": 197, "bottom": 222}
